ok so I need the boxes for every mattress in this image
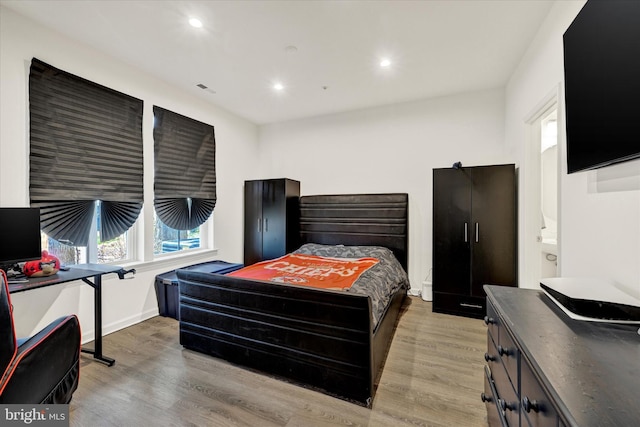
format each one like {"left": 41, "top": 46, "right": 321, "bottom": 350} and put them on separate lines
{"left": 291, "top": 243, "right": 409, "bottom": 327}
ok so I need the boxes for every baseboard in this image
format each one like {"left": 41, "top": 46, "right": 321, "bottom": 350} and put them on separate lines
{"left": 81, "top": 307, "right": 160, "bottom": 344}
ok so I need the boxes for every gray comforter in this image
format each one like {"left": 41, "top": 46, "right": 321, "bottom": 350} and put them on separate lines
{"left": 293, "top": 243, "right": 409, "bottom": 327}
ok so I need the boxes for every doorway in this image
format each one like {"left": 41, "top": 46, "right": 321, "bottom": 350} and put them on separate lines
{"left": 523, "top": 90, "right": 559, "bottom": 288}
{"left": 539, "top": 109, "right": 558, "bottom": 278}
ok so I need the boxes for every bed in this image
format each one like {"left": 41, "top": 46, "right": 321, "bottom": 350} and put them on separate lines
{"left": 177, "top": 193, "right": 409, "bottom": 407}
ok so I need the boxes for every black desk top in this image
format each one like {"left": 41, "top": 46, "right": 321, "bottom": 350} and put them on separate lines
{"left": 485, "top": 285, "right": 640, "bottom": 427}
{"left": 8, "top": 264, "right": 123, "bottom": 293}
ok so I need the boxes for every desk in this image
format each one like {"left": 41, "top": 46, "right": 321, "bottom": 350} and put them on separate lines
{"left": 8, "top": 264, "right": 134, "bottom": 366}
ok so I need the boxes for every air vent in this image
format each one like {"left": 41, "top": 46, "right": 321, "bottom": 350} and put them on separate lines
{"left": 196, "top": 83, "right": 216, "bottom": 94}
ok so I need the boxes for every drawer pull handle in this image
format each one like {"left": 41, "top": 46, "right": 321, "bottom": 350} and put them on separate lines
{"left": 498, "top": 399, "right": 515, "bottom": 412}
{"left": 484, "top": 353, "right": 496, "bottom": 362}
{"left": 460, "top": 303, "right": 482, "bottom": 309}
{"left": 483, "top": 315, "right": 495, "bottom": 325}
{"left": 481, "top": 392, "right": 493, "bottom": 403}
{"left": 522, "top": 396, "right": 540, "bottom": 413}
{"left": 497, "top": 345, "right": 510, "bottom": 357}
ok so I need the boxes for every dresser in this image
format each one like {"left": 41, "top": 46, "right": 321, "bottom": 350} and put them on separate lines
{"left": 482, "top": 285, "right": 640, "bottom": 427}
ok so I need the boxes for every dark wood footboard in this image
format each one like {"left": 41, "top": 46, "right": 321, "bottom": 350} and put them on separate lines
{"left": 178, "top": 269, "right": 405, "bottom": 406}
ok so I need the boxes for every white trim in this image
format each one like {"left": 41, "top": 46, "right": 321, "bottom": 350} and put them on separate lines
{"left": 524, "top": 87, "right": 559, "bottom": 124}
{"left": 521, "top": 85, "right": 560, "bottom": 289}
{"left": 81, "top": 307, "right": 160, "bottom": 344}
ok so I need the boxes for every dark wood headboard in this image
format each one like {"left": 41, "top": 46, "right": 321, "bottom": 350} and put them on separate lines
{"left": 299, "top": 193, "right": 409, "bottom": 272}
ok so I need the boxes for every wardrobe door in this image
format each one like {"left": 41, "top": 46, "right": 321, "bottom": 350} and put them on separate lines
{"left": 433, "top": 168, "right": 472, "bottom": 296}
{"left": 261, "top": 179, "right": 287, "bottom": 261}
{"left": 283, "top": 179, "right": 301, "bottom": 254}
{"left": 470, "top": 165, "right": 516, "bottom": 296}
{"left": 244, "top": 180, "right": 264, "bottom": 265}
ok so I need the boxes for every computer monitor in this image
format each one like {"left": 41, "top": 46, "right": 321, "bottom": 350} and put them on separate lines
{"left": 0, "top": 207, "right": 42, "bottom": 273}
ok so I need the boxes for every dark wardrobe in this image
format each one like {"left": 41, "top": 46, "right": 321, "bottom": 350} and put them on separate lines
{"left": 243, "top": 178, "right": 300, "bottom": 266}
{"left": 432, "top": 164, "right": 517, "bottom": 318}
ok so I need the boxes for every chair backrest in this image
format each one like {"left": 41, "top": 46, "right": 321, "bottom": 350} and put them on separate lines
{"left": 0, "top": 270, "right": 18, "bottom": 387}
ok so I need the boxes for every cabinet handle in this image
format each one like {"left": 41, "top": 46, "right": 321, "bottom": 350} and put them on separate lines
{"left": 464, "top": 223, "right": 468, "bottom": 242}
{"left": 460, "top": 303, "right": 482, "bottom": 309}
{"left": 258, "top": 218, "right": 262, "bottom": 232}
{"left": 497, "top": 345, "right": 510, "bottom": 357}
{"left": 481, "top": 392, "right": 493, "bottom": 403}
{"left": 522, "top": 396, "right": 540, "bottom": 413}
{"left": 483, "top": 315, "right": 495, "bottom": 325}
{"left": 475, "top": 223, "right": 479, "bottom": 242}
{"left": 484, "top": 352, "right": 496, "bottom": 362}
{"left": 498, "top": 399, "right": 515, "bottom": 412}
{"left": 264, "top": 218, "right": 268, "bottom": 232}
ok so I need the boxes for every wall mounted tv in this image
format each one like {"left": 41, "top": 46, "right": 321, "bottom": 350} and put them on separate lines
{"left": 0, "top": 207, "right": 42, "bottom": 271}
{"left": 563, "top": 0, "right": 640, "bottom": 174}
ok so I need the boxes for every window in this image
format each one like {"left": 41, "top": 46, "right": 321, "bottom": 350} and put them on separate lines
{"left": 28, "top": 61, "right": 217, "bottom": 265}
{"left": 28, "top": 58, "right": 144, "bottom": 264}
{"left": 152, "top": 106, "right": 216, "bottom": 253}
{"left": 42, "top": 201, "right": 134, "bottom": 265}
{"left": 153, "top": 211, "right": 200, "bottom": 255}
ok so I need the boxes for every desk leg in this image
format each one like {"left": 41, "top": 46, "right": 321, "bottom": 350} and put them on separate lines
{"left": 81, "top": 274, "right": 115, "bottom": 366}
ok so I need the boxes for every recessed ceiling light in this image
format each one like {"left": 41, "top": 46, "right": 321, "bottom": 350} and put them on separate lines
{"left": 189, "top": 18, "right": 203, "bottom": 28}
{"left": 273, "top": 82, "right": 284, "bottom": 91}
{"left": 380, "top": 58, "right": 391, "bottom": 68}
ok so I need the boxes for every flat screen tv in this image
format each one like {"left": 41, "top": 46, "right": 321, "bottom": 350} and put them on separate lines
{"left": 0, "top": 207, "right": 42, "bottom": 271}
{"left": 563, "top": 0, "right": 640, "bottom": 174}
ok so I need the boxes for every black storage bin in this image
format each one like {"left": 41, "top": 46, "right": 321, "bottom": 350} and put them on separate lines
{"left": 154, "top": 260, "right": 243, "bottom": 319}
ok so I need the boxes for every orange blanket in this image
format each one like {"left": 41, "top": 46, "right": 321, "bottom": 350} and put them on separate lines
{"left": 228, "top": 253, "right": 379, "bottom": 290}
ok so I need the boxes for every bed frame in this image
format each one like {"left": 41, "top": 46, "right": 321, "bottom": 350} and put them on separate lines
{"left": 178, "top": 193, "right": 408, "bottom": 406}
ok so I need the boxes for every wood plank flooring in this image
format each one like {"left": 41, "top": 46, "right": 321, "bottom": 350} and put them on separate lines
{"left": 70, "top": 297, "right": 489, "bottom": 426}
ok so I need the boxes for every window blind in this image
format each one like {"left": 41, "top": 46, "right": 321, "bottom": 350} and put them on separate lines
{"left": 153, "top": 106, "right": 216, "bottom": 230}
{"left": 29, "top": 58, "right": 144, "bottom": 246}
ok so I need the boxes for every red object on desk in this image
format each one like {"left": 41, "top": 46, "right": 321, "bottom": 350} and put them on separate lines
{"left": 22, "top": 250, "right": 60, "bottom": 277}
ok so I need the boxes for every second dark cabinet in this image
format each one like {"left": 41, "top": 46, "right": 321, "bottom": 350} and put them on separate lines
{"left": 432, "top": 164, "right": 517, "bottom": 318}
{"left": 244, "top": 178, "right": 300, "bottom": 265}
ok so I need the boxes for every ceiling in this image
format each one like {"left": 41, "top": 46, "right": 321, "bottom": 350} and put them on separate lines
{"left": 1, "top": 0, "right": 555, "bottom": 125}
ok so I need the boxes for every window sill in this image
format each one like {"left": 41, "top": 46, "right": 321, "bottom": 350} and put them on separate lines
{"left": 113, "top": 248, "right": 220, "bottom": 275}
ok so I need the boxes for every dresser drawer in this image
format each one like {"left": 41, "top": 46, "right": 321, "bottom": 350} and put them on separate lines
{"left": 485, "top": 333, "right": 503, "bottom": 384}
{"left": 495, "top": 366, "right": 520, "bottom": 427}
{"left": 520, "top": 356, "right": 559, "bottom": 427}
{"left": 483, "top": 366, "right": 508, "bottom": 427}
{"left": 487, "top": 334, "right": 508, "bottom": 391}
{"left": 433, "top": 292, "right": 486, "bottom": 318}
{"left": 498, "top": 326, "right": 520, "bottom": 387}
{"left": 486, "top": 337, "right": 518, "bottom": 427}
{"left": 484, "top": 299, "right": 501, "bottom": 343}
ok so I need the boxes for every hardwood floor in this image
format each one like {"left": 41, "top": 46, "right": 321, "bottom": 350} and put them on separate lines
{"left": 70, "top": 297, "right": 489, "bottom": 427}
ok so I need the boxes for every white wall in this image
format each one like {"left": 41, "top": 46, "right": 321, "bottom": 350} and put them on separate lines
{"left": 0, "top": 6, "right": 259, "bottom": 340}
{"left": 505, "top": 0, "right": 640, "bottom": 297}
{"left": 258, "top": 89, "right": 510, "bottom": 291}
{"left": 5, "top": 0, "right": 637, "bottom": 341}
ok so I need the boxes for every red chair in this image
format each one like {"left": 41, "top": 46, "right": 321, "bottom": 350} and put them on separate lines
{"left": 0, "top": 269, "right": 81, "bottom": 403}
